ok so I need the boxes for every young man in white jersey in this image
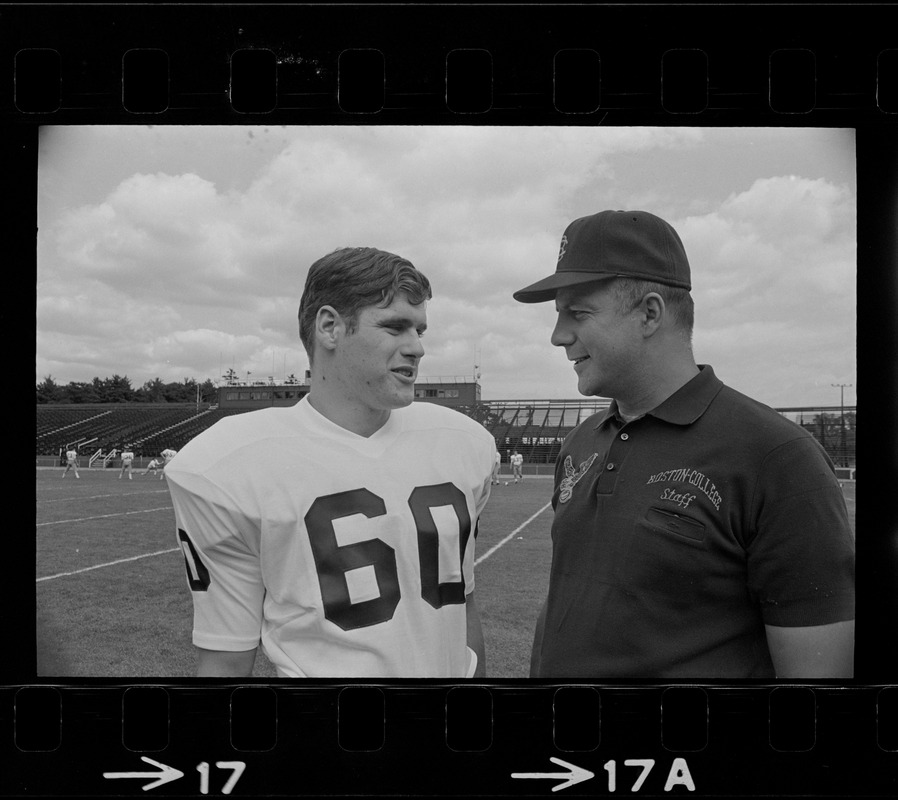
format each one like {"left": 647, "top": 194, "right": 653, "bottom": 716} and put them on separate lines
{"left": 166, "top": 247, "right": 496, "bottom": 678}
{"left": 142, "top": 458, "right": 161, "bottom": 477}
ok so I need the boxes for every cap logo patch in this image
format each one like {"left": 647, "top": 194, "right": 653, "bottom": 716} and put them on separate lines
{"left": 557, "top": 234, "right": 568, "bottom": 263}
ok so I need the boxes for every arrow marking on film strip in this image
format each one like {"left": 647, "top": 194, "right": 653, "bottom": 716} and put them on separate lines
{"left": 103, "top": 756, "right": 184, "bottom": 791}
{"left": 512, "top": 757, "right": 594, "bottom": 792}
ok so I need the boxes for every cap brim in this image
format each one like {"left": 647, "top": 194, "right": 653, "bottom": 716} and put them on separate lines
{"left": 512, "top": 271, "right": 616, "bottom": 304}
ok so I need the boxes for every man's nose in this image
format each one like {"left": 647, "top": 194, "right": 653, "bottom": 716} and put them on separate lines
{"left": 403, "top": 331, "right": 425, "bottom": 358}
{"left": 550, "top": 316, "right": 573, "bottom": 347}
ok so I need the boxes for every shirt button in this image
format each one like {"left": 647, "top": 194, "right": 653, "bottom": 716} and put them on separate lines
{"left": 620, "top": 433, "right": 629, "bottom": 440}
{"left": 606, "top": 463, "right": 615, "bottom": 470}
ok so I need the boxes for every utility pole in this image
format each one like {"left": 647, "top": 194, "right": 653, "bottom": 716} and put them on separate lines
{"left": 831, "top": 383, "right": 852, "bottom": 467}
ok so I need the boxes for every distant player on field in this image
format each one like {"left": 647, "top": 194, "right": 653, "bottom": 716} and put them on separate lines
{"left": 118, "top": 447, "right": 135, "bottom": 480}
{"left": 166, "top": 247, "right": 496, "bottom": 678}
{"left": 491, "top": 449, "right": 501, "bottom": 485}
{"left": 510, "top": 450, "right": 524, "bottom": 483}
{"left": 143, "top": 458, "right": 162, "bottom": 477}
{"left": 62, "top": 447, "right": 80, "bottom": 479}
{"left": 159, "top": 448, "right": 178, "bottom": 480}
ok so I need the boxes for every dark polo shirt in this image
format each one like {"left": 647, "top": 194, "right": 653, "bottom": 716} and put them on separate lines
{"left": 532, "top": 365, "right": 855, "bottom": 679}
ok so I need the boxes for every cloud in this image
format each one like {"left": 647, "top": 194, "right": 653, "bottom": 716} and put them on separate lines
{"left": 141, "top": 328, "right": 268, "bottom": 380}
{"left": 52, "top": 173, "right": 236, "bottom": 295}
{"left": 683, "top": 174, "right": 854, "bottom": 313}
{"left": 36, "top": 127, "right": 855, "bottom": 406}
{"left": 681, "top": 175, "right": 855, "bottom": 405}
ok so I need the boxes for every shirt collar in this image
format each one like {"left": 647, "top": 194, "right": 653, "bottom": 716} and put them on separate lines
{"left": 596, "top": 364, "right": 723, "bottom": 429}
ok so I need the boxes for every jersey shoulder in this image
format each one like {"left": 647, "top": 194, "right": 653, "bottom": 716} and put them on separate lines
{"left": 400, "top": 403, "right": 495, "bottom": 443}
{"left": 168, "top": 407, "right": 291, "bottom": 472}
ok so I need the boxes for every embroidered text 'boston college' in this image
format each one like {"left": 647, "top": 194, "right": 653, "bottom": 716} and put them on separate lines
{"left": 646, "top": 467, "right": 723, "bottom": 510}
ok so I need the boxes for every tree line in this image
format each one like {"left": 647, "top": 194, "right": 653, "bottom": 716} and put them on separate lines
{"left": 36, "top": 374, "right": 218, "bottom": 405}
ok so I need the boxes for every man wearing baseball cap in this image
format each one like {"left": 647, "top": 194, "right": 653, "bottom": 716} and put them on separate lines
{"left": 515, "top": 210, "right": 855, "bottom": 679}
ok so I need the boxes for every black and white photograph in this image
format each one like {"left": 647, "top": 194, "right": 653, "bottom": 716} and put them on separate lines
{"left": 35, "top": 125, "right": 857, "bottom": 681}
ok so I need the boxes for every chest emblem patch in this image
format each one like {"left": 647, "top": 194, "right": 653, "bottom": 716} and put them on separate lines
{"left": 559, "top": 453, "right": 599, "bottom": 504}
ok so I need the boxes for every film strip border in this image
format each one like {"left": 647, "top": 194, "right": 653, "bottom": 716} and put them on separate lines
{"left": 1, "top": 4, "right": 898, "bottom": 121}
{"left": 4, "top": 685, "right": 898, "bottom": 795}
{"left": 6, "top": 2, "right": 898, "bottom": 797}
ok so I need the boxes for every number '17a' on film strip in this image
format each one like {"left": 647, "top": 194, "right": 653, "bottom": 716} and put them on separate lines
{"left": 8, "top": 1, "right": 898, "bottom": 797}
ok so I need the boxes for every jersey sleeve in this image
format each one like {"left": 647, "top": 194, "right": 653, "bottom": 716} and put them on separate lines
{"left": 168, "top": 470, "right": 265, "bottom": 652}
{"left": 475, "top": 437, "right": 497, "bottom": 517}
{"left": 464, "top": 433, "right": 497, "bottom": 597}
{"left": 746, "top": 436, "right": 855, "bottom": 627}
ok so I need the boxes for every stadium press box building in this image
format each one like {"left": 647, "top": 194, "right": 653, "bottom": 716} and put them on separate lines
{"left": 217, "top": 374, "right": 481, "bottom": 410}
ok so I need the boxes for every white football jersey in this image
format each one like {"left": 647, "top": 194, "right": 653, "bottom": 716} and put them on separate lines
{"left": 65, "top": 450, "right": 77, "bottom": 463}
{"left": 121, "top": 451, "right": 134, "bottom": 463}
{"left": 167, "top": 397, "right": 496, "bottom": 678}
{"left": 161, "top": 449, "right": 178, "bottom": 463}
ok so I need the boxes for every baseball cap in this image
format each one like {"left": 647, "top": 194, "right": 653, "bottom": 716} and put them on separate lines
{"left": 512, "top": 210, "right": 692, "bottom": 303}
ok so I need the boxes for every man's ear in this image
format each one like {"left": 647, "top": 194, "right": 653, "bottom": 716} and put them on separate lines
{"left": 640, "top": 292, "right": 665, "bottom": 337}
{"left": 314, "top": 305, "right": 344, "bottom": 353}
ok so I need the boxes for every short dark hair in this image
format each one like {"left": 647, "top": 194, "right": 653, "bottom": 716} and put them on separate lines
{"left": 298, "top": 247, "right": 432, "bottom": 362}
{"left": 611, "top": 277, "right": 695, "bottom": 340}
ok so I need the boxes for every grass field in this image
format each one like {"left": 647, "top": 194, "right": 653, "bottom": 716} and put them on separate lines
{"left": 35, "top": 467, "right": 856, "bottom": 680}
{"left": 35, "top": 467, "right": 556, "bottom": 679}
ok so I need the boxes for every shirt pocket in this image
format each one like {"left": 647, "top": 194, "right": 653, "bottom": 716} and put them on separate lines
{"left": 642, "top": 507, "right": 707, "bottom": 543}
{"left": 619, "top": 508, "right": 709, "bottom": 594}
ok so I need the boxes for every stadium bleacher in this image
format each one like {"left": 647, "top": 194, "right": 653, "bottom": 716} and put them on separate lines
{"left": 36, "top": 404, "right": 243, "bottom": 459}
{"left": 36, "top": 399, "right": 856, "bottom": 473}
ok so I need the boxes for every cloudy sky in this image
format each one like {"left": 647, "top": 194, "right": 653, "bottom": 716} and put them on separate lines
{"left": 36, "top": 125, "right": 856, "bottom": 408}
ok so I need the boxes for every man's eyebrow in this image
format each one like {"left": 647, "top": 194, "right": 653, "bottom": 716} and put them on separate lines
{"left": 377, "top": 315, "right": 427, "bottom": 331}
{"left": 556, "top": 297, "right": 597, "bottom": 313}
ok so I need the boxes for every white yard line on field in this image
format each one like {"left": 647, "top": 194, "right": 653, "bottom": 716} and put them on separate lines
{"left": 37, "top": 490, "right": 171, "bottom": 504}
{"left": 38, "top": 501, "right": 553, "bottom": 580}
{"left": 37, "top": 547, "right": 181, "bottom": 582}
{"left": 36, "top": 507, "right": 173, "bottom": 526}
{"left": 475, "top": 501, "right": 552, "bottom": 566}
